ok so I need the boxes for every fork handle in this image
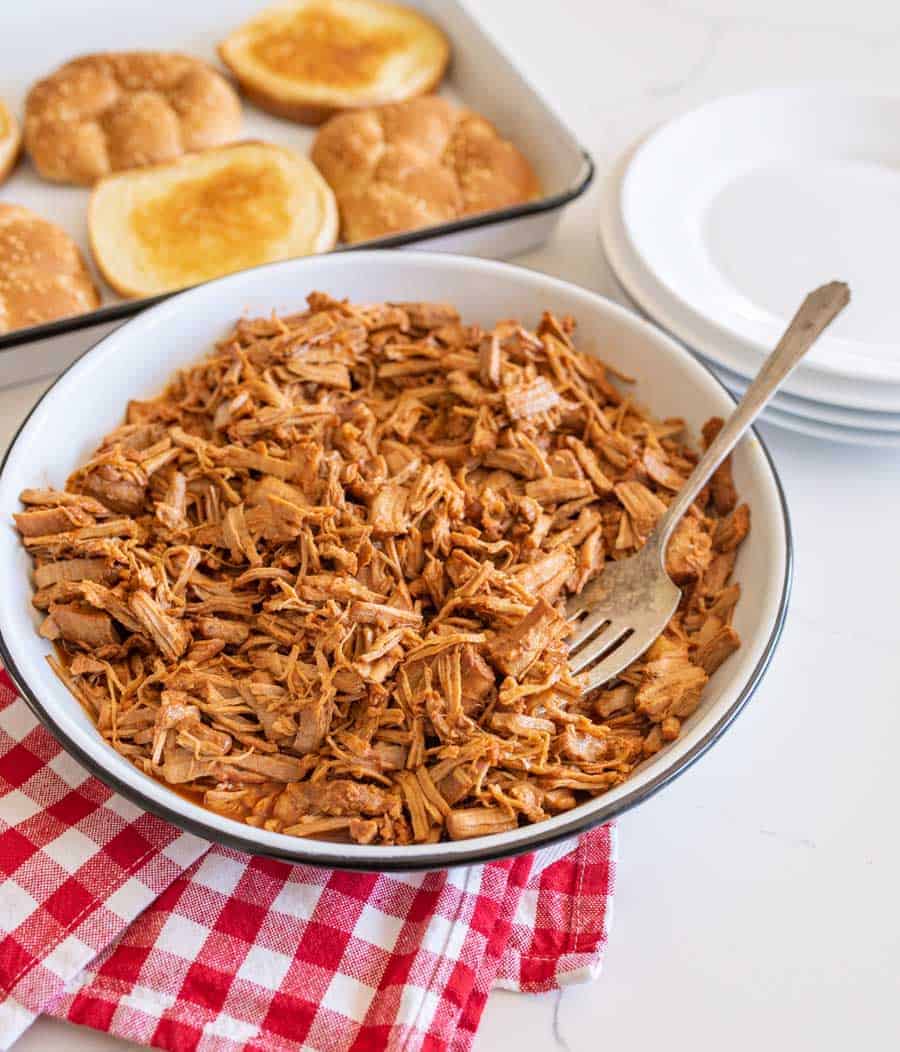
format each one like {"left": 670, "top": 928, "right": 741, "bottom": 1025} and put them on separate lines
{"left": 651, "top": 281, "right": 851, "bottom": 556}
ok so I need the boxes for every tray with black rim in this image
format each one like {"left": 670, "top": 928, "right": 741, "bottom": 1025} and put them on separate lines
{"left": 0, "top": 0, "right": 593, "bottom": 384}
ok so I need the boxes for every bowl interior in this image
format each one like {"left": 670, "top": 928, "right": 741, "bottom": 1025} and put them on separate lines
{"left": 0, "top": 251, "right": 789, "bottom": 868}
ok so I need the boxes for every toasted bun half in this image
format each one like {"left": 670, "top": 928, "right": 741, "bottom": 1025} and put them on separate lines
{"left": 312, "top": 97, "right": 540, "bottom": 243}
{"left": 89, "top": 142, "right": 338, "bottom": 298}
{"left": 219, "top": 0, "right": 449, "bottom": 124}
{"left": 0, "top": 101, "right": 22, "bottom": 185}
{"left": 0, "top": 204, "right": 100, "bottom": 334}
{"left": 24, "top": 52, "right": 242, "bottom": 186}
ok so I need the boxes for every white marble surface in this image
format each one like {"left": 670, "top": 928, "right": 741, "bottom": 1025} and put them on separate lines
{"left": 8, "top": 0, "right": 900, "bottom": 1048}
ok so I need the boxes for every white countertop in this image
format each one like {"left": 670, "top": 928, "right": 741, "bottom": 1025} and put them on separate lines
{"left": 9, "top": 0, "right": 900, "bottom": 1048}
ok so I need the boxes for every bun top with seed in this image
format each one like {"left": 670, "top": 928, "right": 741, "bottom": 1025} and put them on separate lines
{"left": 0, "top": 203, "right": 100, "bottom": 334}
{"left": 219, "top": 0, "right": 449, "bottom": 125}
{"left": 24, "top": 51, "right": 242, "bottom": 186}
{"left": 311, "top": 96, "right": 540, "bottom": 243}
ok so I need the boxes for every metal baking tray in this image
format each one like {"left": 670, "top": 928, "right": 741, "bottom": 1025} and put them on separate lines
{"left": 0, "top": 0, "right": 593, "bottom": 383}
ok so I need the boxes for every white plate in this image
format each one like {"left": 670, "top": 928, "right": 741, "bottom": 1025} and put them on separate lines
{"left": 708, "top": 363, "right": 900, "bottom": 447}
{"left": 621, "top": 91, "right": 900, "bottom": 383}
{"left": 706, "top": 359, "right": 900, "bottom": 433}
{"left": 0, "top": 250, "right": 790, "bottom": 871}
{"left": 600, "top": 152, "right": 900, "bottom": 414}
{"left": 759, "top": 405, "right": 900, "bottom": 447}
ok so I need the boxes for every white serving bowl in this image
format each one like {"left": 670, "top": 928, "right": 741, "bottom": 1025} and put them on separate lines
{"left": 0, "top": 252, "right": 791, "bottom": 870}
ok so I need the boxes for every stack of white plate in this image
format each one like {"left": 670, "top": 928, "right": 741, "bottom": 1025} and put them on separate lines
{"left": 599, "top": 90, "right": 900, "bottom": 446}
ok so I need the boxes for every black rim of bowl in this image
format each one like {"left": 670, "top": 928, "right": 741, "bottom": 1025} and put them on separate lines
{"left": 0, "top": 258, "right": 793, "bottom": 871}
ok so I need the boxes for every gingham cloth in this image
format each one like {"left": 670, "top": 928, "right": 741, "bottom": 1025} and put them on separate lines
{"left": 0, "top": 669, "right": 615, "bottom": 1051}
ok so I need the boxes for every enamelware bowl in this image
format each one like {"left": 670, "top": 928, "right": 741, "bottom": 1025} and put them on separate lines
{"left": 0, "top": 251, "right": 791, "bottom": 870}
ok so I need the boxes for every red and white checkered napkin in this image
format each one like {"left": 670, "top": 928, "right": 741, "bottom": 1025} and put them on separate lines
{"left": 0, "top": 669, "right": 615, "bottom": 1051}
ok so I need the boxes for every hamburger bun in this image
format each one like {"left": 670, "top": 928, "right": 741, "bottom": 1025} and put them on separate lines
{"left": 219, "top": 0, "right": 449, "bottom": 125}
{"left": 88, "top": 141, "right": 338, "bottom": 298}
{"left": 0, "top": 204, "right": 100, "bottom": 334}
{"left": 311, "top": 96, "right": 540, "bottom": 243}
{"left": 25, "top": 52, "right": 242, "bottom": 186}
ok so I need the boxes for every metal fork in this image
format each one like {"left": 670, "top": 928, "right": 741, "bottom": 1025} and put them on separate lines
{"left": 566, "top": 280, "right": 851, "bottom": 693}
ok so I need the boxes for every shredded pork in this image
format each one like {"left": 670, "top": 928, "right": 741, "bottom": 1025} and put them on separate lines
{"left": 16, "top": 294, "right": 748, "bottom": 845}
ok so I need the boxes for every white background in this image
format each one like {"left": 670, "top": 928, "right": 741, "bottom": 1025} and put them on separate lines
{"left": 7, "top": 0, "right": 900, "bottom": 1048}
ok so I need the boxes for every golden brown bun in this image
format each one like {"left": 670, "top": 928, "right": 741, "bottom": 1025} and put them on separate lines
{"left": 88, "top": 141, "right": 338, "bottom": 299}
{"left": 219, "top": 0, "right": 449, "bottom": 125}
{"left": 0, "top": 101, "right": 22, "bottom": 185}
{"left": 311, "top": 96, "right": 540, "bottom": 243}
{"left": 24, "top": 52, "right": 242, "bottom": 186}
{"left": 0, "top": 204, "right": 100, "bottom": 334}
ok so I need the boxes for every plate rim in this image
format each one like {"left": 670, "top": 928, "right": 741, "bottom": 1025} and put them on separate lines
{"left": 710, "top": 360, "right": 900, "bottom": 435}
{"left": 718, "top": 375, "right": 900, "bottom": 446}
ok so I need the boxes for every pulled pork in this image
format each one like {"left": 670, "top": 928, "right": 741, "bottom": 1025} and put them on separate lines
{"left": 16, "top": 295, "right": 748, "bottom": 845}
